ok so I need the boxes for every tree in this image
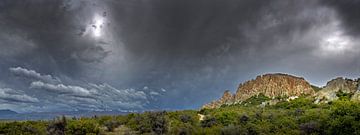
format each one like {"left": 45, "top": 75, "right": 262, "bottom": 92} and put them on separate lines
{"left": 201, "top": 116, "right": 217, "bottom": 128}
{"left": 148, "top": 111, "right": 167, "bottom": 134}
{"left": 47, "top": 116, "right": 67, "bottom": 135}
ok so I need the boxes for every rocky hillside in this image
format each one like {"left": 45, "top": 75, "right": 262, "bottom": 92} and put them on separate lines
{"left": 315, "top": 77, "right": 360, "bottom": 103}
{"left": 202, "top": 90, "right": 235, "bottom": 109}
{"left": 203, "top": 73, "right": 315, "bottom": 109}
{"left": 235, "top": 73, "right": 315, "bottom": 101}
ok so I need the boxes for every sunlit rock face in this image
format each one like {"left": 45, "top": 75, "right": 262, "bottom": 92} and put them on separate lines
{"left": 235, "top": 73, "right": 315, "bottom": 101}
{"left": 202, "top": 73, "right": 315, "bottom": 109}
{"left": 202, "top": 90, "right": 234, "bottom": 109}
{"left": 315, "top": 77, "right": 359, "bottom": 103}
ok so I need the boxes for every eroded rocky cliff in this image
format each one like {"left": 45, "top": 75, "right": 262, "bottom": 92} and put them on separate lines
{"left": 235, "top": 73, "right": 315, "bottom": 101}
{"left": 203, "top": 73, "right": 315, "bottom": 109}
{"left": 315, "top": 77, "right": 360, "bottom": 103}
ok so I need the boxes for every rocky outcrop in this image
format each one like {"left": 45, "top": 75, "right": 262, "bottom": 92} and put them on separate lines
{"left": 315, "top": 77, "right": 359, "bottom": 103}
{"left": 203, "top": 90, "right": 234, "bottom": 109}
{"left": 235, "top": 73, "right": 315, "bottom": 101}
{"left": 202, "top": 73, "right": 315, "bottom": 109}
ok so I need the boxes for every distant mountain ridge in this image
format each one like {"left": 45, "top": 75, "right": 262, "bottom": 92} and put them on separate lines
{"left": 0, "top": 109, "right": 17, "bottom": 115}
{"left": 203, "top": 73, "right": 360, "bottom": 109}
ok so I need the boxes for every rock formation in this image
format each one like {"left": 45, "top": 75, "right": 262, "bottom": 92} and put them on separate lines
{"left": 202, "top": 90, "right": 234, "bottom": 109}
{"left": 315, "top": 77, "right": 360, "bottom": 103}
{"left": 235, "top": 73, "right": 315, "bottom": 101}
{"left": 203, "top": 73, "right": 315, "bottom": 109}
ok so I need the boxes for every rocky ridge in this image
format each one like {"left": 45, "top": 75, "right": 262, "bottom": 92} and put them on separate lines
{"left": 203, "top": 73, "right": 360, "bottom": 109}
{"left": 315, "top": 77, "right": 360, "bottom": 103}
{"left": 203, "top": 73, "right": 315, "bottom": 109}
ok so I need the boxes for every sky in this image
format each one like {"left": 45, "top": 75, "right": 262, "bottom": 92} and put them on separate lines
{"left": 0, "top": 0, "right": 360, "bottom": 113}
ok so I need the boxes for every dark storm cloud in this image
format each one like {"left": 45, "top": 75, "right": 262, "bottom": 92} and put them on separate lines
{"left": 321, "top": 0, "right": 360, "bottom": 36}
{"left": 104, "top": 0, "right": 359, "bottom": 108}
{"left": 0, "top": 0, "right": 359, "bottom": 112}
{"left": 0, "top": 0, "right": 110, "bottom": 77}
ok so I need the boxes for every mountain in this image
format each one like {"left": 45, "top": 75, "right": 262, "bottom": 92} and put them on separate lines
{"left": 203, "top": 73, "right": 315, "bottom": 109}
{"left": 203, "top": 73, "right": 360, "bottom": 109}
{"left": 315, "top": 77, "right": 360, "bottom": 103}
{"left": 0, "top": 109, "right": 17, "bottom": 115}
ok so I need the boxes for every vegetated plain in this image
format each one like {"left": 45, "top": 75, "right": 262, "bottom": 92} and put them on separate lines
{"left": 0, "top": 92, "right": 360, "bottom": 135}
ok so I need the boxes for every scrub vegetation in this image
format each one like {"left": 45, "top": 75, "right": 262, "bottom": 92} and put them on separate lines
{"left": 0, "top": 95, "right": 360, "bottom": 135}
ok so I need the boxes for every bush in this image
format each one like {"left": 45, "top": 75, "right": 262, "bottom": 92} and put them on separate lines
{"left": 126, "top": 114, "right": 151, "bottom": 133}
{"left": 168, "top": 124, "right": 195, "bottom": 135}
{"left": 198, "top": 108, "right": 211, "bottom": 115}
{"left": 239, "top": 115, "right": 249, "bottom": 124}
{"left": 148, "top": 111, "right": 167, "bottom": 135}
{"left": 0, "top": 121, "right": 47, "bottom": 135}
{"left": 201, "top": 116, "right": 217, "bottom": 128}
{"left": 47, "top": 116, "right": 67, "bottom": 135}
{"left": 274, "top": 97, "right": 315, "bottom": 109}
{"left": 221, "top": 125, "right": 247, "bottom": 135}
{"left": 336, "top": 90, "right": 352, "bottom": 101}
{"left": 327, "top": 100, "right": 360, "bottom": 134}
{"left": 66, "top": 119, "right": 100, "bottom": 135}
{"left": 103, "top": 120, "right": 120, "bottom": 132}
{"left": 299, "top": 121, "right": 321, "bottom": 135}
{"left": 215, "top": 112, "right": 237, "bottom": 126}
{"left": 179, "top": 114, "right": 192, "bottom": 123}
{"left": 243, "top": 93, "right": 270, "bottom": 106}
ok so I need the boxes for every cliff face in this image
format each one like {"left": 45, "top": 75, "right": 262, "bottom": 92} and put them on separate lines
{"left": 202, "top": 90, "right": 234, "bottom": 109}
{"left": 202, "top": 73, "right": 315, "bottom": 109}
{"left": 315, "top": 77, "right": 359, "bottom": 103}
{"left": 235, "top": 73, "right": 315, "bottom": 101}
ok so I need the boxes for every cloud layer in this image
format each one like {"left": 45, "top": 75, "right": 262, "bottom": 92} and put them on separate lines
{"left": 0, "top": 87, "right": 38, "bottom": 103}
{"left": 0, "top": 0, "right": 359, "bottom": 112}
{"left": 3, "top": 67, "right": 155, "bottom": 112}
{"left": 10, "top": 67, "right": 61, "bottom": 84}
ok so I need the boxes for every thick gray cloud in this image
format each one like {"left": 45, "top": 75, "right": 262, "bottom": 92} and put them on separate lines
{"left": 6, "top": 67, "right": 152, "bottom": 112}
{"left": 321, "top": 0, "right": 360, "bottom": 36}
{"left": 0, "top": 87, "right": 38, "bottom": 103}
{"left": 30, "top": 81, "right": 91, "bottom": 97}
{"left": 0, "top": 0, "right": 359, "bottom": 112}
{"left": 10, "top": 67, "right": 61, "bottom": 84}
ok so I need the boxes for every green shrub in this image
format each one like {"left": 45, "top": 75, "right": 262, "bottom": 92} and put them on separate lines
{"left": 66, "top": 118, "right": 100, "bottom": 135}
{"left": 103, "top": 120, "right": 120, "bottom": 132}
{"left": 47, "top": 116, "right": 67, "bottom": 135}
{"left": 327, "top": 100, "right": 360, "bottom": 134}
{"left": 215, "top": 112, "right": 238, "bottom": 126}
{"left": 201, "top": 116, "right": 217, "bottom": 128}
{"left": 274, "top": 96, "right": 316, "bottom": 109}
{"left": 311, "top": 85, "right": 322, "bottom": 92}
{"left": 336, "top": 90, "right": 352, "bottom": 101}
{"left": 220, "top": 125, "right": 247, "bottom": 135}
{"left": 299, "top": 121, "right": 321, "bottom": 135}
{"left": 239, "top": 115, "right": 249, "bottom": 124}
{"left": 148, "top": 111, "right": 167, "bottom": 134}
{"left": 243, "top": 93, "right": 270, "bottom": 106}
{"left": 0, "top": 121, "right": 47, "bottom": 135}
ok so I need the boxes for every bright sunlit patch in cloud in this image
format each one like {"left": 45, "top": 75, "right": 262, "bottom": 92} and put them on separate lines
{"left": 320, "top": 31, "right": 351, "bottom": 52}
{"left": 316, "top": 19, "right": 355, "bottom": 57}
{"left": 92, "top": 15, "right": 104, "bottom": 37}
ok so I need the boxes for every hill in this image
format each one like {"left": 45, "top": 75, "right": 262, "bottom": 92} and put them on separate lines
{"left": 203, "top": 73, "right": 315, "bottom": 109}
